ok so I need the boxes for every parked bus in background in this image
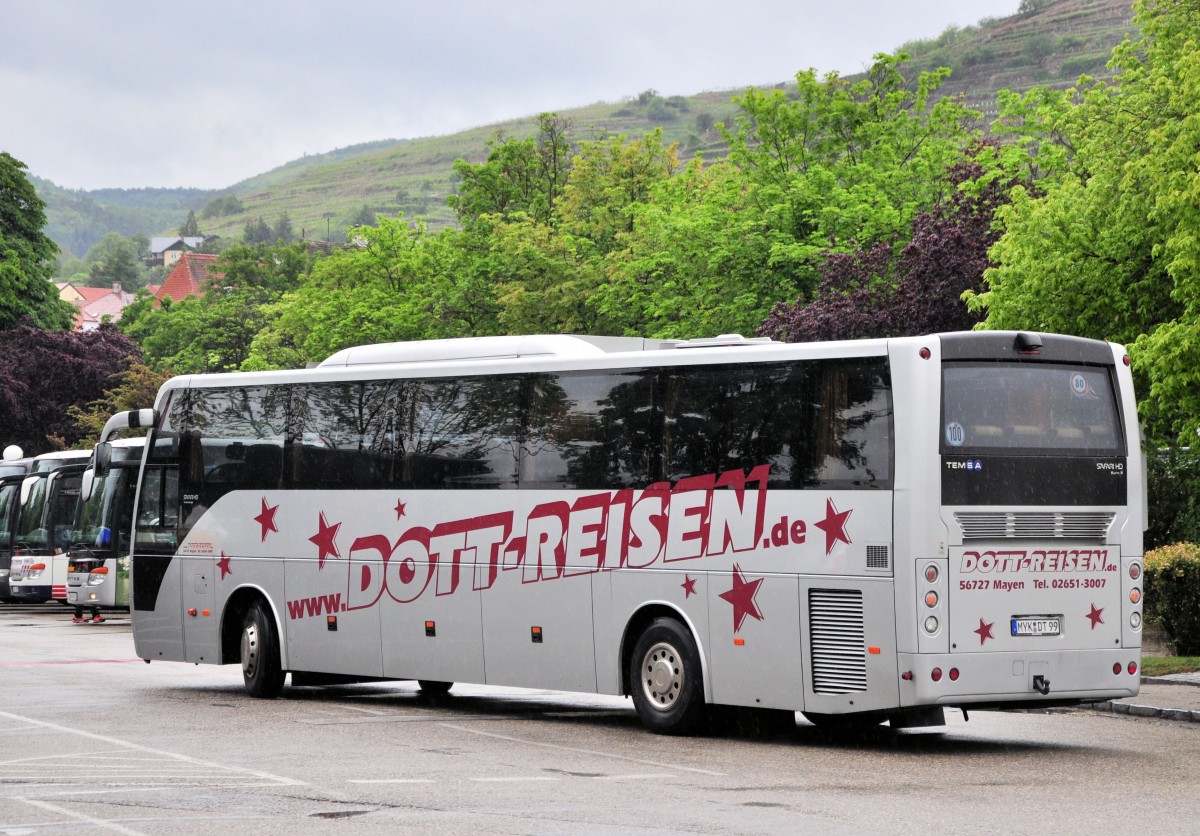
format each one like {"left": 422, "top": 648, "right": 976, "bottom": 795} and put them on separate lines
{"left": 8, "top": 451, "right": 90, "bottom": 604}
{"left": 98, "top": 331, "right": 1145, "bottom": 734}
{"left": 65, "top": 440, "right": 143, "bottom": 614}
{"left": 0, "top": 446, "right": 33, "bottom": 602}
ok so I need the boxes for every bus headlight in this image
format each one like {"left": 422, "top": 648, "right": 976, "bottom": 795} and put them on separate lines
{"left": 87, "top": 574, "right": 107, "bottom": 587}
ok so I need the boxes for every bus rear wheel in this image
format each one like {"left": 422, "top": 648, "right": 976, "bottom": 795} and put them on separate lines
{"left": 241, "top": 601, "right": 285, "bottom": 698}
{"left": 629, "top": 618, "right": 705, "bottom": 735}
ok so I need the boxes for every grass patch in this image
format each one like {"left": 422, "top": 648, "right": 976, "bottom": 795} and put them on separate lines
{"left": 1141, "top": 656, "right": 1200, "bottom": 677}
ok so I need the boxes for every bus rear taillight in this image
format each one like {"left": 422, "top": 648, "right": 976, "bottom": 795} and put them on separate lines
{"left": 1128, "top": 661, "right": 1138, "bottom": 675}
{"left": 931, "top": 668, "right": 943, "bottom": 682}
{"left": 949, "top": 668, "right": 960, "bottom": 681}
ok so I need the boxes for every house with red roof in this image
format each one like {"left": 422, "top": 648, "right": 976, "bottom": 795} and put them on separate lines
{"left": 156, "top": 252, "right": 222, "bottom": 303}
{"left": 56, "top": 281, "right": 137, "bottom": 331}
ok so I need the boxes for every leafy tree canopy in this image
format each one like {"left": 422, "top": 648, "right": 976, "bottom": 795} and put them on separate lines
{"left": 0, "top": 152, "right": 75, "bottom": 330}
{"left": 972, "top": 0, "right": 1200, "bottom": 444}
{"left": 0, "top": 320, "right": 142, "bottom": 454}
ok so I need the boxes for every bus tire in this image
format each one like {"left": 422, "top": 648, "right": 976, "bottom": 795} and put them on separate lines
{"left": 629, "top": 617, "right": 706, "bottom": 735}
{"left": 241, "top": 601, "right": 285, "bottom": 698}
{"left": 417, "top": 680, "right": 452, "bottom": 694}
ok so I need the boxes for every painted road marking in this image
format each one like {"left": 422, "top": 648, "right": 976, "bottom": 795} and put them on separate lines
{"left": 440, "top": 723, "right": 725, "bottom": 776}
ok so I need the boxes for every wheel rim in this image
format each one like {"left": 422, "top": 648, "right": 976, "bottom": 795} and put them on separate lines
{"left": 639, "top": 640, "right": 684, "bottom": 712}
{"left": 241, "top": 620, "right": 260, "bottom": 680}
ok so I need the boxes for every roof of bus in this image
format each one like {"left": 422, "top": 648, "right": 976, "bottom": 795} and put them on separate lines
{"left": 31, "top": 450, "right": 90, "bottom": 466}
{"left": 162, "top": 333, "right": 897, "bottom": 393}
{"left": 153, "top": 331, "right": 1123, "bottom": 399}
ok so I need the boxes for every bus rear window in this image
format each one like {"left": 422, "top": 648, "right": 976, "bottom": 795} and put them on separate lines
{"left": 942, "top": 362, "right": 1123, "bottom": 456}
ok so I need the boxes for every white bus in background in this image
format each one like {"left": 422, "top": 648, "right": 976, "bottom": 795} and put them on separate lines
{"left": 0, "top": 446, "right": 33, "bottom": 602}
{"left": 8, "top": 450, "right": 91, "bottom": 604}
{"left": 98, "top": 331, "right": 1145, "bottom": 734}
{"left": 66, "top": 440, "right": 143, "bottom": 613}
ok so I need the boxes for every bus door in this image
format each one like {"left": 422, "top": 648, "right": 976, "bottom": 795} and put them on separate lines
{"left": 131, "top": 461, "right": 186, "bottom": 662}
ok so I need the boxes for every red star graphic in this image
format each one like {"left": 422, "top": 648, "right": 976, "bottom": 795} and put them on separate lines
{"left": 216, "top": 551, "right": 232, "bottom": 580}
{"left": 814, "top": 498, "right": 852, "bottom": 555}
{"left": 308, "top": 512, "right": 342, "bottom": 570}
{"left": 254, "top": 497, "right": 279, "bottom": 542}
{"left": 974, "top": 618, "right": 995, "bottom": 645}
{"left": 681, "top": 575, "right": 697, "bottom": 598}
{"left": 1086, "top": 603, "right": 1105, "bottom": 630}
{"left": 718, "top": 564, "right": 765, "bottom": 633}
{"left": 394, "top": 499, "right": 407, "bottom": 519}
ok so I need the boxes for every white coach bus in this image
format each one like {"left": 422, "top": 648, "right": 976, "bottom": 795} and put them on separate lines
{"left": 97, "top": 331, "right": 1144, "bottom": 734}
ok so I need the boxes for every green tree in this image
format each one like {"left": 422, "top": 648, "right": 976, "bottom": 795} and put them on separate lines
{"left": 244, "top": 218, "right": 500, "bottom": 370}
{"left": 179, "top": 209, "right": 201, "bottom": 237}
{"left": 972, "top": 0, "right": 1200, "bottom": 444}
{"left": 448, "top": 113, "right": 573, "bottom": 229}
{"left": 120, "top": 243, "right": 314, "bottom": 373}
{"left": 592, "top": 54, "right": 978, "bottom": 338}
{"left": 84, "top": 233, "right": 146, "bottom": 291}
{"left": 0, "top": 152, "right": 74, "bottom": 330}
{"left": 273, "top": 212, "right": 295, "bottom": 244}
{"left": 242, "top": 216, "right": 273, "bottom": 245}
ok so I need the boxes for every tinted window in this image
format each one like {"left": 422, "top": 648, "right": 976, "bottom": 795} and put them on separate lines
{"left": 526, "top": 360, "right": 893, "bottom": 490}
{"left": 942, "top": 363, "right": 1123, "bottom": 456}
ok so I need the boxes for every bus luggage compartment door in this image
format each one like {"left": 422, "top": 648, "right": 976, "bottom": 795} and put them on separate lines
{"left": 800, "top": 578, "right": 899, "bottom": 716}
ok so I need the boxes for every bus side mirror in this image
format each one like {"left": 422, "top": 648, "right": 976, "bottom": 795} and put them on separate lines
{"left": 93, "top": 442, "right": 113, "bottom": 477}
{"left": 81, "top": 468, "right": 96, "bottom": 502}
{"left": 99, "top": 408, "right": 158, "bottom": 444}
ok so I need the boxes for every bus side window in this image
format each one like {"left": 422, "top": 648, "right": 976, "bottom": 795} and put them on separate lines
{"left": 521, "top": 369, "right": 659, "bottom": 490}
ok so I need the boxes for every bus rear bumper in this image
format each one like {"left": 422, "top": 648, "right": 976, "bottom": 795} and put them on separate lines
{"left": 897, "top": 649, "right": 1142, "bottom": 708}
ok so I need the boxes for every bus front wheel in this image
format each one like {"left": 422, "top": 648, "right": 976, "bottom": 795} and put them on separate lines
{"left": 241, "top": 601, "right": 285, "bottom": 698}
{"left": 629, "top": 618, "right": 705, "bottom": 735}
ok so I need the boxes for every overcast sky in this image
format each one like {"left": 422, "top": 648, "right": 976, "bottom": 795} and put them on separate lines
{"left": 2, "top": 0, "right": 1019, "bottom": 192}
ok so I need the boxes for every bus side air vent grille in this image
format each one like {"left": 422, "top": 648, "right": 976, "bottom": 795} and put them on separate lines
{"left": 866, "top": 545, "right": 890, "bottom": 570}
{"left": 955, "top": 512, "right": 1115, "bottom": 540}
{"left": 808, "top": 589, "right": 868, "bottom": 694}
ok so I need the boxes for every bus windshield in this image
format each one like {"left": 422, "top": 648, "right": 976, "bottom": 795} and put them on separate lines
{"left": 941, "top": 362, "right": 1123, "bottom": 456}
{"left": 0, "top": 482, "right": 18, "bottom": 544}
{"left": 15, "top": 478, "right": 50, "bottom": 548}
{"left": 71, "top": 471, "right": 119, "bottom": 551}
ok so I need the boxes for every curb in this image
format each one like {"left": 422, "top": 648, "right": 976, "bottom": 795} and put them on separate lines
{"left": 1088, "top": 701, "right": 1200, "bottom": 723}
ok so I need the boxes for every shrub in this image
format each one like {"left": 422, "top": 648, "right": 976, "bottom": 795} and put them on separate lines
{"left": 1146, "top": 448, "right": 1200, "bottom": 549}
{"left": 1144, "top": 543, "right": 1200, "bottom": 655}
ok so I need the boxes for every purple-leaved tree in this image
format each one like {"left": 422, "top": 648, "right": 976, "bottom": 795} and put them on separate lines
{"left": 0, "top": 320, "right": 143, "bottom": 455}
{"left": 758, "top": 147, "right": 1009, "bottom": 343}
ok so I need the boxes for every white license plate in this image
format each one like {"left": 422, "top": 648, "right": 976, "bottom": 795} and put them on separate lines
{"left": 68, "top": 592, "right": 77, "bottom": 602}
{"left": 1011, "top": 617, "right": 1060, "bottom": 637}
